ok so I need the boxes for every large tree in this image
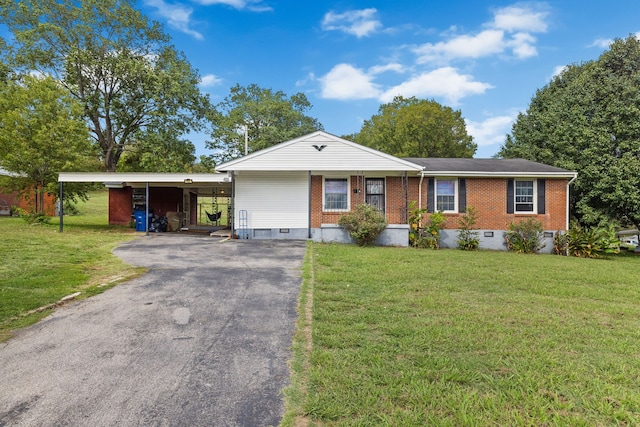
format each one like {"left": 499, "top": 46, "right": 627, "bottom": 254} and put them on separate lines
{"left": 350, "top": 96, "right": 476, "bottom": 158}
{"left": 0, "top": 75, "right": 97, "bottom": 213}
{"left": 498, "top": 35, "right": 640, "bottom": 231}
{"left": 206, "top": 84, "right": 323, "bottom": 164}
{"left": 0, "top": 0, "right": 209, "bottom": 172}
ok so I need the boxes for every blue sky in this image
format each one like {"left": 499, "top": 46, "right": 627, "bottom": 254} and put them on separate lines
{"left": 16, "top": 1, "right": 640, "bottom": 159}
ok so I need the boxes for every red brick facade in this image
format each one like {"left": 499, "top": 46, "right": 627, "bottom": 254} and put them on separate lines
{"left": 0, "top": 188, "right": 56, "bottom": 215}
{"left": 310, "top": 174, "right": 569, "bottom": 231}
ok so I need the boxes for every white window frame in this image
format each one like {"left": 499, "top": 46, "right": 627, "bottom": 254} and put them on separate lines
{"left": 434, "top": 178, "right": 458, "bottom": 213}
{"left": 323, "top": 177, "right": 350, "bottom": 212}
{"left": 514, "top": 179, "right": 537, "bottom": 214}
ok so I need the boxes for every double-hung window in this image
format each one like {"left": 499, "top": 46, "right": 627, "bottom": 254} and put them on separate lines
{"left": 435, "top": 179, "right": 457, "bottom": 212}
{"left": 324, "top": 178, "right": 349, "bottom": 211}
{"left": 514, "top": 180, "right": 535, "bottom": 213}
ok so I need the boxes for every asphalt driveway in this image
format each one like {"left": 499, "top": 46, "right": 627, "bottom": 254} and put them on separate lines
{"left": 0, "top": 236, "right": 306, "bottom": 427}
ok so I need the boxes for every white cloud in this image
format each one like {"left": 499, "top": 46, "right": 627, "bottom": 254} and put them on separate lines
{"left": 200, "top": 74, "right": 223, "bottom": 87}
{"left": 319, "top": 64, "right": 381, "bottom": 100}
{"left": 507, "top": 32, "right": 538, "bottom": 58}
{"left": 465, "top": 115, "right": 516, "bottom": 149}
{"left": 491, "top": 5, "right": 549, "bottom": 32}
{"left": 550, "top": 65, "right": 568, "bottom": 80}
{"left": 144, "top": 0, "right": 203, "bottom": 40}
{"left": 414, "top": 29, "right": 505, "bottom": 63}
{"left": 193, "top": 0, "right": 272, "bottom": 12}
{"left": 295, "top": 72, "right": 316, "bottom": 87}
{"left": 368, "top": 63, "right": 406, "bottom": 75}
{"left": 322, "top": 8, "right": 383, "bottom": 38}
{"left": 413, "top": 3, "right": 549, "bottom": 63}
{"left": 589, "top": 38, "right": 613, "bottom": 49}
{"left": 380, "top": 67, "right": 493, "bottom": 104}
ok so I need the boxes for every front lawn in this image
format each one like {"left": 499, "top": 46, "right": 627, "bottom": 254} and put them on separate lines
{"left": 0, "top": 191, "right": 143, "bottom": 341}
{"left": 284, "top": 243, "right": 640, "bottom": 426}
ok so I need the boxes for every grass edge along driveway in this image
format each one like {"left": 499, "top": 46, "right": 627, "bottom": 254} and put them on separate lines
{"left": 282, "top": 242, "right": 640, "bottom": 426}
{"left": 0, "top": 192, "right": 144, "bottom": 342}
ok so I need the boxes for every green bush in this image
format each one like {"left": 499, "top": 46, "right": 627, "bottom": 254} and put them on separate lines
{"left": 457, "top": 206, "right": 480, "bottom": 251}
{"left": 505, "top": 218, "right": 545, "bottom": 254}
{"left": 561, "top": 222, "right": 620, "bottom": 258}
{"left": 338, "top": 203, "right": 387, "bottom": 246}
{"left": 17, "top": 208, "right": 51, "bottom": 225}
{"left": 408, "top": 201, "right": 426, "bottom": 247}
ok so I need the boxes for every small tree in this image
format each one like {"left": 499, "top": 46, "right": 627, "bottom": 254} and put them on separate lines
{"left": 505, "top": 218, "right": 545, "bottom": 254}
{"left": 338, "top": 203, "right": 387, "bottom": 246}
{"left": 457, "top": 206, "right": 480, "bottom": 250}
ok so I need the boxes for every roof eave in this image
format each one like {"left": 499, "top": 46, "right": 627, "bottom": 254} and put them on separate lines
{"left": 419, "top": 171, "right": 578, "bottom": 179}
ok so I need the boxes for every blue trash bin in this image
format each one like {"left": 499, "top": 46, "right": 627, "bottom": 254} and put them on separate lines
{"left": 134, "top": 210, "right": 153, "bottom": 231}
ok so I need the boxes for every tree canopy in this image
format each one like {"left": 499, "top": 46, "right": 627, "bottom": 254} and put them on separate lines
{"left": 498, "top": 35, "right": 640, "bottom": 231}
{"left": 206, "top": 84, "right": 323, "bottom": 165}
{"left": 0, "top": 0, "right": 209, "bottom": 172}
{"left": 349, "top": 96, "right": 476, "bottom": 158}
{"left": 0, "top": 75, "right": 97, "bottom": 212}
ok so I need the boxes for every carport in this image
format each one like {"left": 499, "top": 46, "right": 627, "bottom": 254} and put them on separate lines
{"left": 57, "top": 173, "right": 233, "bottom": 234}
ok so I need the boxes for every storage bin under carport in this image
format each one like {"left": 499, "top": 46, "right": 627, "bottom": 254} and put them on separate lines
{"left": 133, "top": 210, "right": 153, "bottom": 231}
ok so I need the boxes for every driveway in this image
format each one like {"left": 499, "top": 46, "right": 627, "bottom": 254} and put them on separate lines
{"left": 0, "top": 236, "right": 306, "bottom": 427}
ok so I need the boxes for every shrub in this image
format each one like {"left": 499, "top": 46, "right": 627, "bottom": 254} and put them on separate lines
{"left": 338, "top": 203, "right": 387, "bottom": 246}
{"left": 505, "top": 218, "right": 545, "bottom": 254}
{"left": 407, "top": 202, "right": 446, "bottom": 249}
{"left": 408, "top": 201, "right": 426, "bottom": 247}
{"left": 457, "top": 206, "right": 480, "bottom": 251}
{"left": 553, "top": 230, "right": 569, "bottom": 255}
{"left": 562, "top": 222, "right": 620, "bottom": 258}
{"left": 422, "top": 212, "right": 446, "bottom": 249}
{"left": 18, "top": 208, "right": 51, "bottom": 225}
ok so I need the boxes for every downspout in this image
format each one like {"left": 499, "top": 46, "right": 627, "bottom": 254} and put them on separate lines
{"left": 566, "top": 173, "right": 577, "bottom": 230}
{"left": 59, "top": 181, "right": 64, "bottom": 233}
{"left": 418, "top": 172, "right": 424, "bottom": 218}
{"left": 308, "top": 171, "right": 312, "bottom": 239}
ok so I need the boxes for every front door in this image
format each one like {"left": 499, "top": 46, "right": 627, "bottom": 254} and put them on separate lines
{"left": 365, "top": 178, "right": 385, "bottom": 214}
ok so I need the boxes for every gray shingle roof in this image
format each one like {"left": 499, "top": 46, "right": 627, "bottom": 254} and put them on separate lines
{"left": 403, "top": 158, "right": 574, "bottom": 174}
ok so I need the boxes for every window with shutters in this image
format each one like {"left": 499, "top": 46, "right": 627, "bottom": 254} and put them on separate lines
{"left": 323, "top": 178, "right": 349, "bottom": 211}
{"left": 435, "top": 178, "right": 457, "bottom": 213}
{"left": 365, "top": 178, "right": 385, "bottom": 214}
{"left": 514, "top": 179, "right": 536, "bottom": 213}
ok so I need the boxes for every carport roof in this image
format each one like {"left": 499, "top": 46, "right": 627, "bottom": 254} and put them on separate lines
{"left": 58, "top": 172, "right": 230, "bottom": 184}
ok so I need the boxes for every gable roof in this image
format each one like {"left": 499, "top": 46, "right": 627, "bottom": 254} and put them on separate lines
{"left": 216, "top": 131, "right": 423, "bottom": 172}
{"left": 404, "top": 158, "right": 577, "bottom": 179}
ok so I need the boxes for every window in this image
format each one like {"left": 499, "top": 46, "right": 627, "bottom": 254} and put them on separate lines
{"left": 324, "top": 178, "right": 348, "bottom": 211}
{"left": 515, "top": 180, "right": 535, "bottom": 213}
{"left": 435, "top": 179, "right": 457, "bottom": 212}
{"left": 365, "top": 178, "right": 385, "bottom": 213}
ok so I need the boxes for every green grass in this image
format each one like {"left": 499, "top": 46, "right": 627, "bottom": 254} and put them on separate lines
{"left": 283, "top": 243, "right": 640, "bottom": 426}
{"left": 0, "top": 190, "right": 144, "bottom": 341}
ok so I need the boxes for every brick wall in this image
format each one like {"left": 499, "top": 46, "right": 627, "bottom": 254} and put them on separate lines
{"left": 310, "top": 175, "right": 569, "bottom": 231}
{"left": 426, "top": 178, "right": 569, "bottom": 231}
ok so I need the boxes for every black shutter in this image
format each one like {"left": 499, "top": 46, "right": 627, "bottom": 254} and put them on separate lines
{"left": 427, "top": 178, "right": 434, "bottom": 213}
{"left": 458, "top": 179, "right": 466, "bottom": 213}
{"left": 506, "top": 178, "right": 514, "bottom": 214}
{"left": 537, "top": 179, "right": 546, "bottom": 214}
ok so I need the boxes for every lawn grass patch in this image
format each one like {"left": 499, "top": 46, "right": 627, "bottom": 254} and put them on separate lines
{"left": 0, "top": 190, "right": 144, "bottom": 341}
{"left": 284, "top": 243, "right": 640, "bottom": 426}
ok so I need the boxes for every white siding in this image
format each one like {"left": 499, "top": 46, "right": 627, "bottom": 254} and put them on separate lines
{"left": 217, "top": 132, "right": 423, "bottom": 172}
{"left": 235, "top": 172, "right": 308, "bottom": 229}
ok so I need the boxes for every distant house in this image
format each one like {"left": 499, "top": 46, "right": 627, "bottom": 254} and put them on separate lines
{"left": 0, "top": 167, "right": 57, "bottom": 216}
{"left": 58, "top": 131, "right": 577, "bottom": 252}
